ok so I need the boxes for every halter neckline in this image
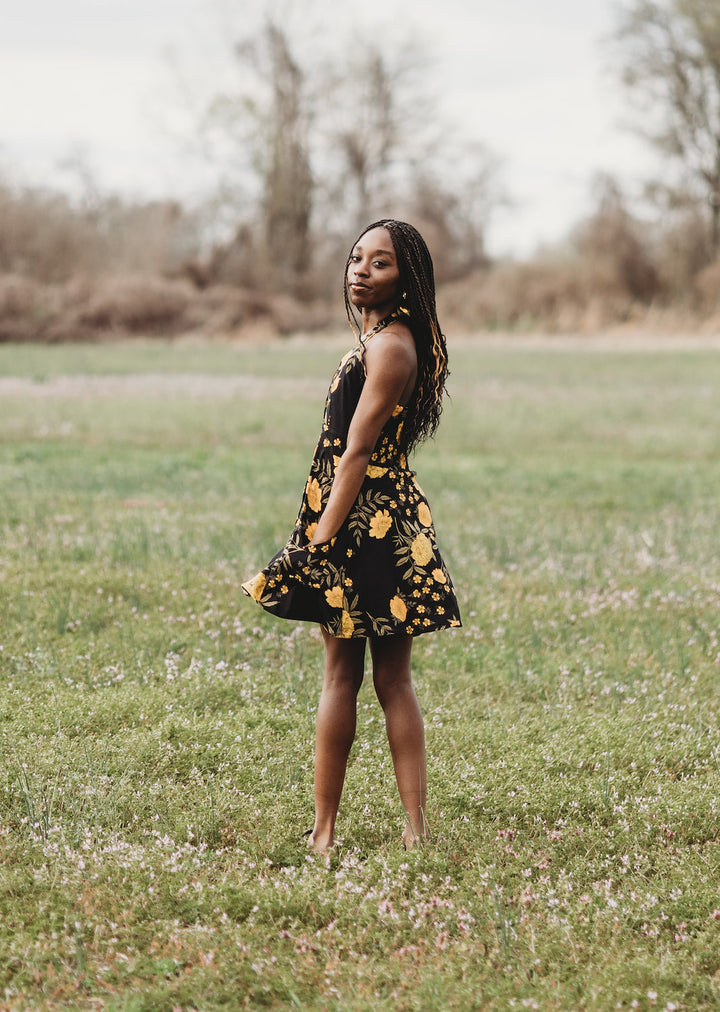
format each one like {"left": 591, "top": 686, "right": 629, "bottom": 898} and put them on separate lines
{"left": 359, "top": 309, "right": 403, "bottom": 345}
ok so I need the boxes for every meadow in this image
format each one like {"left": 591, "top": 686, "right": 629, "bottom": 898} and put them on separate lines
{"left": 1, "top": 336, "right": 719, "bottom": 1011}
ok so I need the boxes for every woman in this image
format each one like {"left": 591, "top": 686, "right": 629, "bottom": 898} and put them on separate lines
{"left": 242, "top": 219, "right": 461, "bottom": 852}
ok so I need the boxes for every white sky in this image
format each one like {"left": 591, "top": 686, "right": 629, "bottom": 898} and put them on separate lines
{"left": 1, "top": 0, "right": 657, "bottom": 257}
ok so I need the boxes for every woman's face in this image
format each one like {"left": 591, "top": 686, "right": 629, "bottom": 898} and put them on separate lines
{"left": 346, "top": 227, "right": 401, "bottom": 315}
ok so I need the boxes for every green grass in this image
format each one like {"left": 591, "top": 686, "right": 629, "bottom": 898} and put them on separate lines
{"left": 1, "top": 337, "right": 720, "bottom": 1010}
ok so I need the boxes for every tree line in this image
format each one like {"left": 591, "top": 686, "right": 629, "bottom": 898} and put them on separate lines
{"left": 1, "top": 0, "right": 719, "bottom": 339}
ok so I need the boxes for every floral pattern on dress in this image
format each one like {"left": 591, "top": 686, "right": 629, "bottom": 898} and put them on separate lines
{"left": 242, "top": 344, "right": 461, "bottom": 638}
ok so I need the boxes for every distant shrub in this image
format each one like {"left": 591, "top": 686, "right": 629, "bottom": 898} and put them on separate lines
{"left": 0, "top": 185, "right": 105, "bottom": 283}
{"left": 0, "top": 271, "right": 339, "bottom": 343}
{"left": 0, "top": 274, "right": 42, "bottom": 318}
{"left": 0, "top": 274, "right": 55, "bottom": 341}
{"left": 0, "top": 178, "right": 203, "bottom": 285}
{"left": 78, "top": 275, "right": 194, "bottom": 333}
{"left": 693, "top": 259, "right": 720, "bottom": 312}
{"left": 439, "top": 258, "right": 619, "bottom": 333}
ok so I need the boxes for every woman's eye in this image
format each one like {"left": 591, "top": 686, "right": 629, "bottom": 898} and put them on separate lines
{"left": 373, "top": 261, "right": 386, "bottom": 268}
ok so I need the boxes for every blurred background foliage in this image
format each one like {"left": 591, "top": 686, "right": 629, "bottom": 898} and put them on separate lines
{"left": 2, "top": 0, "right": 720, "bottom": 342}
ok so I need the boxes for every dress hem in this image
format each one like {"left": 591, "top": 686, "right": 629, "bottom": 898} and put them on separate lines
{"left": 241, "top": 580, "right": 462, "bottom": 639}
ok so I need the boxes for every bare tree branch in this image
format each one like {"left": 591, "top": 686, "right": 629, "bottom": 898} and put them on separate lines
{"left": 613, "top": 0, "right": 720, "bottom": 253}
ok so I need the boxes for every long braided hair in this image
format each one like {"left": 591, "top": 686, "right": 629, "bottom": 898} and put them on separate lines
{"left": 343, "top": 219, "right": 449, "bottom": 455}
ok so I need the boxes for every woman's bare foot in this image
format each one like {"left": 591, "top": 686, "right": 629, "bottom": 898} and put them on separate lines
{"left": 306, "top": 830, "right": 335, "bottom": 854}
{"left": 402, "top": 824, "right": 428, "bottom": 850}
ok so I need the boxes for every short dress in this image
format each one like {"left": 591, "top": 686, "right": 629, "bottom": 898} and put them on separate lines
{"left": 241, "top": 340, "right": 462, "bottom": 639}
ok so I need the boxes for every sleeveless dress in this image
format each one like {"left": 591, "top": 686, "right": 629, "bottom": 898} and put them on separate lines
{"left": 241, "top": 340, "right": 462, "bottom": 639}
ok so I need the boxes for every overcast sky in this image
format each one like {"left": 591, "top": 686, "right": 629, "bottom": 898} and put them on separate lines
{"left": 1, "top": 0, "right": 656, "bottom": 256}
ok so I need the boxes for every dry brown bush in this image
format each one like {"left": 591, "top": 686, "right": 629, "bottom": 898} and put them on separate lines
{"left": 439, "top": 253, "right": 654, "bottom": 334}
{"left": 572, "top": 204, "right": 660, "bottom": 304}
{"left": 77, "top": 275, "right": 195, "bottom": 333}
{"left": 654, "top": 211, "right": 716, "bottom": 298}
{"left": 0, "top": 274, "right": 43, "bottom": 319}
{"left": 0, "top": 186, "right": 105, "bottom": 283}
{"left": 0, "top": 178, "right": 203, "bottom": 286}
{"left": 263, "top": 294, "right": 336, "bottom": 335}
{"left": 0, "top": 271, "right": 340, "bottom": 343}
{"left": 693, "top": 259, "right": 720, "bottom": 312}
{"left": 438, "top": 179, "right": 668, "bottom": 334}
{"left": 184, "top": 285, "right": 271, "bottom": 334}
{"left": 440, "top": 260, "right": 585, "bottom": 332}
{"left": 0, "top": 274, "right": 59, "bottom": 341}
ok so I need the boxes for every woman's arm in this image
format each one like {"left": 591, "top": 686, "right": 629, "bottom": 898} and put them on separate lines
{"left": 310, "top": 328, "right": 416, "bottom": 545}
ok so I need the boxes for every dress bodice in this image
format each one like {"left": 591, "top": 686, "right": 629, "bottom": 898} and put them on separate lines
{"left": 317, "top": 346, "right": 407, "bottom": 468}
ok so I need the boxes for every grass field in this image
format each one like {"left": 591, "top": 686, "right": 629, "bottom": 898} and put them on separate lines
{"left": 1, "top": 336, "right": 720, "bottom": 1011}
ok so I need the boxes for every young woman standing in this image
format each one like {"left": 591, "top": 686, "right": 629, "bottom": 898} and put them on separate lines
{"left": 243, "top": 219, "right": 461, "bottom": 851}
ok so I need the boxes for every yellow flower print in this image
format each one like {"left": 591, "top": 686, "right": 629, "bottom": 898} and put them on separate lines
{"left": 305, "top": 522, "right": 318, "bottom": 541}
{"left": 333, "top": 455, "right": 342, "bottom": 467}
{"left": 366, "top": 465, "right": 388, "bottom": 478}
{"left": 325, "top": 586, "right": 344, "bottom": 608}
{"left": 341, "top": 610, "right": 355, "bottom": 637}
{"left": 390, "top": 595, "right": 407, "bottom": 621}
{"left": 243, "top": 572, "right": 266, "bottom": 601}
{"left": 369, "top": 509, "right": 392, "bottom": 539}
{"left": 432, "top": 568, "right": 447, "bottom": 584}
{"left": 306, "top": 477, "right": 322, "bottom": 513}
{"left": 411, "top": 533, "right": 433, "bottom": 566}
{"left": 418, "top": 502, "right": 432, "bottom": 527}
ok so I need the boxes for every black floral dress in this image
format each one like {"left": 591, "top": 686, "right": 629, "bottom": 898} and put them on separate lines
{"left": 242, "top": 342, "right": 462, "bottom": 639}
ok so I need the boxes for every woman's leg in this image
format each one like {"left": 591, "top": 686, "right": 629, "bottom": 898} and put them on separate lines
{"left": 309, "top": 629, "right": 366, "bottom": 852}
{"left": 370, "top": 635, "right": 428, "bottom": 847}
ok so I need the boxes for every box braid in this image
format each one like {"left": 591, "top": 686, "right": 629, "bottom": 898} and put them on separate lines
{"left": 343, "top": 218, "right": 449, "bottom": 455}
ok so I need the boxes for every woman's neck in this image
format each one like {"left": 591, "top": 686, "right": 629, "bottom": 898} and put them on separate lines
{"left": 360, "top": 309, "right": 402, "bottom": 343}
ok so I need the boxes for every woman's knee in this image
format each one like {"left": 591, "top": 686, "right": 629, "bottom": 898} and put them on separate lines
{"left": 370, "top": 635, "right": 413, "bottom": 705}
{"left": 322, "top": 631, "right": 366, "bottom": 692}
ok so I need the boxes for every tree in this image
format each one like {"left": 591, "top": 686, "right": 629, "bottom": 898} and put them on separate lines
{"left": 572, "top": 174, "right": 660, "bottom": 302}
{"left": 319, "top": 44, "right": 500, "bottom": 275}
{"left": 613, "top": 0, "right": 720, "bottom": 256}
{"left": 257, "top": 24, "right": 313, "bottom": 291}
{"left": 201, "top": 19, "right": 313, "bottom": 292}
{"left": 190, "top": 8, "right": 503, "bottom": 296}
{"left": 319, "top": 44, "right": 426, "bottom": 235}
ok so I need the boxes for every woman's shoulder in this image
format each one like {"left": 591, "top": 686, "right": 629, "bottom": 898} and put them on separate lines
{"left": 365, "top": 322, "right": 416, "bottom": 366}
